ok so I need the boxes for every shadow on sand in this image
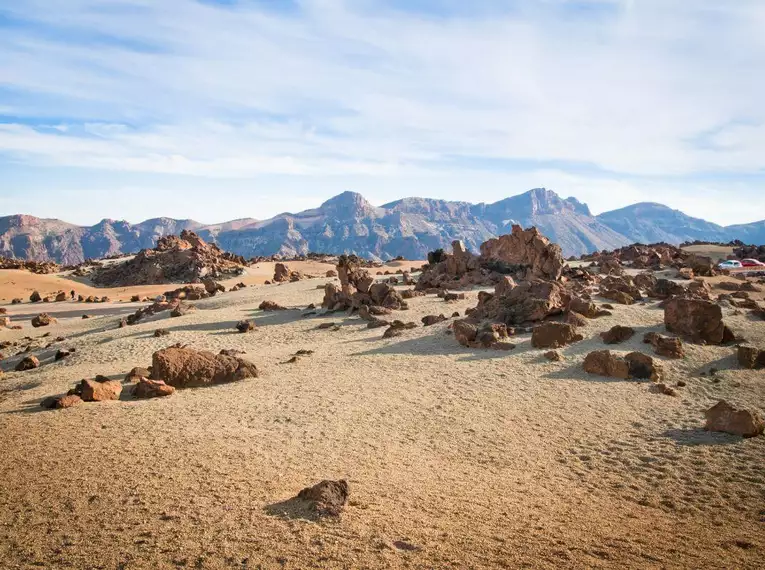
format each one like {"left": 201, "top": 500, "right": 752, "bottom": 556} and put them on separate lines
{"left": 264, "top": 497, "right": 323, "bottom": 522}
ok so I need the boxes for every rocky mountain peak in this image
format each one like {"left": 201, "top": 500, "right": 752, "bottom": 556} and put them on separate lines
{"left": 319, "top": 191, "right": 378, "bottom": 219}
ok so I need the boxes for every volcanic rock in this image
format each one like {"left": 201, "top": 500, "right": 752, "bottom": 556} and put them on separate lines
{"left": 704, "top": 401, "right": 764, "bottom": 438}
{"left": 531, "top": 322, "right": 583, "bottom": 349}
{"left": 601, "top": 325, "right": 636, "bottom": 345}
{"left": 151, "top": 346, "right": 258, "bottom": 388}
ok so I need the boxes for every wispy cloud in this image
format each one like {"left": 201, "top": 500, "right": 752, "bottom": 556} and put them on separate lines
{"left": 0, "top": 0, "right": 764, "bottom": 224}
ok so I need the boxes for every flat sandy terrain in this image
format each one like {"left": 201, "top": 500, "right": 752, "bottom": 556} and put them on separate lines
{"left": 0, "top": 270, "right": 763, "bottom": 569}
{"left": 0, "top": 260, "right": 425, "bottom": 303}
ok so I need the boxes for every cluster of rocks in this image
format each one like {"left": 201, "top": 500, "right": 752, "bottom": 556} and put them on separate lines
{"left": 321, "top": 255, "right": 406, "bottom": 313}
{"left": 733, "top": 244, "right": 765, "bottom": 262}
{"left": 272, "top": 263, "right": 306, "bottom": 283}
{"left": 416, "top": 225, "right": 563, "bottom": 291}
{"left": 91, "top": 230, "right": 246, "bottom": 287}
{"left": 40, "top": 346, "right": 259, "bottom": 409}
{"left": 0, "top": 257, "right": 59, "bottom": 274}
{"left": 580, "top": 243, "right": 715, "bottom": 275}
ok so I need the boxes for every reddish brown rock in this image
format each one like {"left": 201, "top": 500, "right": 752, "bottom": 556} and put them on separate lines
{"left": 151, "top": 346, "right": 258, "bottom": 388}
{"left": 79, "top": 378, "right": 122, "bottom": 402}
{"left": 31, "top": 313, "right": 56, "bottom": 328}
{"left": 259, "top": 300, "right": 287, "bottom": 311}
{"left": 737, "top": 345, "right": 765, "bottom": 369}
{"left": 15, "top": 355, "right": 40, "bottom": 371}
{"left": 643, "top": 332, "right": 685, "bottom": 358}
{"left": 664, "top": 298, "right": 727, "bottom": 344}
{"left": 531, "top": 322, "right": 583, "bottom": 349}
{"left": 170, "top": 302, "right": 196, "bottom": 317}
{"left": 29, "top": 291, "right": 42, "bottom": 303}
{"left": 544, "top": 350, "right": 563, "bottom": 362}
{"left": 704, "top": 401, "right": 764, "bottom": 438}
{"left": 474, "top": 279, "right": 569, "bottom": 325}
{"left": 566, "top": 311, "right": 588, "bottom": 327}
{"left": 479, "top": 225, "right": 564, "bottom": 281}
{"left": 125, "top": 367, "right": 151, "bottom": 382}
{"left": 624, "top": 352, "right": 662, "bottom": 381}
{"left": 601, "top": 325, "right": 635, "bottom": 345}
{"left": 583, "top": 350, "right": 630, "bottom": 379}
{"left": 422, "top": 314, "right": 447, "bottom": 326}
{"left": 41, "top": 394, "right": 83, "bottom": 409}
{"left": 453, "top": 320, "right": 478, "bottom": 347}
{"left": 297, "top": 479, "right": 349, "bottom": 517}
{"left": 133, "top": 378, "right": 175, "bottom": 399}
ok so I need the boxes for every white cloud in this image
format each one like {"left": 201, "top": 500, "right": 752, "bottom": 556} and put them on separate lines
{"left": 0, "top": 0, "right": 764, "bottom": 224}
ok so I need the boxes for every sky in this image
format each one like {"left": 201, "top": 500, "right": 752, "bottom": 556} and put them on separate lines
{"left": 1, "top": 0, "right": 764, "bottom": 226}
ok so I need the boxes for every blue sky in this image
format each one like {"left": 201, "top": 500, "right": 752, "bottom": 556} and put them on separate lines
{"left": 1, "top": 0, "right": 764, "bottom": 225}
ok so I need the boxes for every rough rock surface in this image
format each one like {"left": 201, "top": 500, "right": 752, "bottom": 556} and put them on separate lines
{"left": 643, "top": 332, "right": 685, "bottom": 359}
{"left": 531, "top": 322, "right": 583, "bottom": 349}
{"left": 31, "top": 313, "right": 56, "bottom": 327}
{"left": 151, "top": 346, "right": 258, "bottom": 388}
{"left": 92, "top": 230, "right": 245, "bottom": 286}
{"left": 601, "top": 325, "right": 636, "bottom": 345}
{"left": 472, "top": 279, "right": 569, "bottom": 325}
{"left": 479, "top": 225, "right": 565, "bottom": 281}
{"left": 133, "top": 378, "right": 175, "bottom": 399}
{"left": 704, "top": 401, "right": 764, "bottom": 438}
{"left": 15, "top": 355, "right": 40, "bottom": 371}
{"left": 737, "top": 345, "right": 765, "bottom": 369}
{"left": 664, "top": 298, "right": 728, "bottom": 345}
{"left": 296, "top": 479, "right": 349, "bottom": 517}
{"left": 79, "top": 378, "right": 122, "bottom": 402}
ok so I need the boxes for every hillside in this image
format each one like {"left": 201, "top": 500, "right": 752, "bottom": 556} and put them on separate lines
{"left": 2, "top": 189, "right": 764, "bottom": 262}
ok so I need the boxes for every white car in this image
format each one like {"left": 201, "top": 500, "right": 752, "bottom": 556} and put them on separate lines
{"left": 717, "top": 260, "right": 742, "bottom": 270}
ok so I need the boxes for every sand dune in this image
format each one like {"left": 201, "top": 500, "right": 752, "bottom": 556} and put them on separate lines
{"left": 0, "top": 270, "right": 763, "bottom": 569}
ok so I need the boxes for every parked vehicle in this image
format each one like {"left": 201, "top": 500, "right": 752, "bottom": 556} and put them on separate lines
{"left": 740, "top": 258, "right": 765, "bottom": 267}
{"left": 717, "top": 260, "right": 743, "bottom": 270}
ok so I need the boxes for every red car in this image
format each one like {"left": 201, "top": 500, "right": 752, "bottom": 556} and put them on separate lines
{"left": 741, "top": 258, "right": 765, "bottom": 267}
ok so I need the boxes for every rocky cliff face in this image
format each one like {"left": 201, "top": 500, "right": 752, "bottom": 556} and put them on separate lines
{"left": 1, "top": 189, "right": 763, "bottom": 263}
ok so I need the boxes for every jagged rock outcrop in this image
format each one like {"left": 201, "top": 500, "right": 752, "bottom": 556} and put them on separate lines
{"left": 479, "top": 225, "right": 565, "bottom": 280}
{"left": 91, "top": 230, "right": 245, "bottom": 287}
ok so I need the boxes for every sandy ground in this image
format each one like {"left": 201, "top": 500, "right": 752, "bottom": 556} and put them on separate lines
{"left": 0, "top": 260, "right": 425, "bottom": 304}
{"left": 0, "top": 271, "right": 764, "bottom": 569}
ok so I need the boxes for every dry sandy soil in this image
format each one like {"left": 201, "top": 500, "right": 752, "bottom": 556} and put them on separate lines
{"left": 0, "top": 269, "right": 763, "bottom": 569}
{"left": 0, "top": 260, "right": 425, "bottom": 303}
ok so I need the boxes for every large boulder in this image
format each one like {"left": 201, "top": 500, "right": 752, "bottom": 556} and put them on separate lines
{"left": 583, "top": 350, "right": 661, "bottom": 380}
{"left": 531, "top": 322, "right": 583, "bottom": 349}
{"left": 664, "top": 298, "right": 728, "bottom": 345}
{"left": 704, "top": 401, "right": 764, "bottom": 438}
{"left": 473, "top": 279, "right": 569, "bottom": 325}
{"left": 583, "top": 350, "right": 630, "bottom": 379}
{"left": 479, "top": 225, "right": 564, "bottom": 281}
{"left": 151, "top": 346, "right": 258, "bottom": 388}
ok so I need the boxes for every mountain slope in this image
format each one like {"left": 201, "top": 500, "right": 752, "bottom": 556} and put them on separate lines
{"left": 2, "top": 189, "right": 765, "bottom": 263}
{"left": 596, "top": 203, "right": 729, "bottom": 245}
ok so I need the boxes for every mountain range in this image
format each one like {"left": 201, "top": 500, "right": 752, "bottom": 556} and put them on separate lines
{"left": 1, "top": 188, "right": 763, "bottom": 264}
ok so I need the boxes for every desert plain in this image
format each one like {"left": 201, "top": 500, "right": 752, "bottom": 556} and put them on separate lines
{"left": 0, "top": 252, "right": 764, "bottom": 570}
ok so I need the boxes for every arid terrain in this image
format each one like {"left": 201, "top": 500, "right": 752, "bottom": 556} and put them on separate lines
{"left": 0, "top": 241, "right": 763, "bottom": 570}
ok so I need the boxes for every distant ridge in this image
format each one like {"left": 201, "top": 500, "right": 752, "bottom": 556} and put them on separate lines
{"left": 1, "top": 188, "right": 763, "bottom": 263}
